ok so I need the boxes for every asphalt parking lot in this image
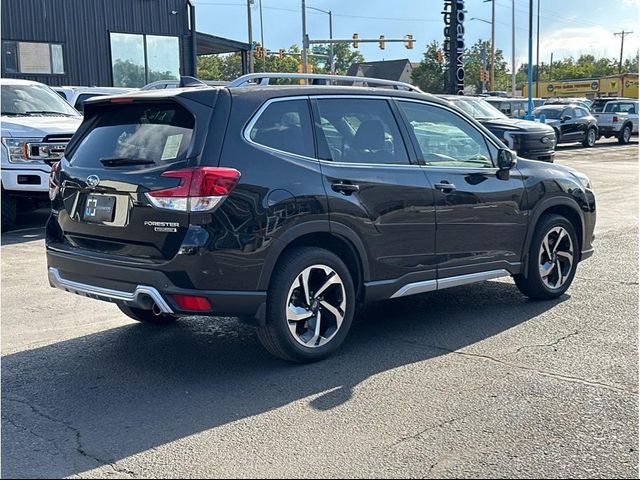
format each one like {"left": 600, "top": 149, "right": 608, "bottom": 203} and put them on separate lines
{"left": 1, "top": 138, "right": 638, "bottom": 478}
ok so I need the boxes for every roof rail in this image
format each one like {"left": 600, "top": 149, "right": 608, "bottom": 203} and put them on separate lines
{"left": 228, "top": 73, "right": 423, "bottom": 93}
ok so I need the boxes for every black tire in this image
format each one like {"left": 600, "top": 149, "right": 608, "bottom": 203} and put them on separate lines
{"left": 618, "top": 124, "right": 632, "bottom": 145}
{"left": 582, "top": 127, "right": 597, "bottom": 147}
{"left": 118, "top": 304, "right": 178, "bottom": 325}
{"left": 553, "top": 128, "right": 560, "bottom": 146}
{"left": 514, "top": 214, "right": 579, "bottom": 300}
{"left": 256, "top": 247, "right": 356, "bottom": 363}
{"left": 1, "top": 192, "right": 17, "bottom": 232}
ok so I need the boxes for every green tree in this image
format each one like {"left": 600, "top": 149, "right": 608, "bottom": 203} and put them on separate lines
{"left": 411, "top": 41, "right": 446, "bottom": 93}
{"left": 464, "top": 39, "right": 510, "bottom": 92}
{"left": 311, "top": 43, "right": 365, "bottom": 75}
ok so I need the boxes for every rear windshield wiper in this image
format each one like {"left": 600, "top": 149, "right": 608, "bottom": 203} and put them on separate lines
{"left": 99, "top": 157, "right": 156, "bottom": 167}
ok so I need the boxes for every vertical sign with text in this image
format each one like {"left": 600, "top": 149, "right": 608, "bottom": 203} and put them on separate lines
{"left": 443, "top": 0, "right": 465, "bottom": 95}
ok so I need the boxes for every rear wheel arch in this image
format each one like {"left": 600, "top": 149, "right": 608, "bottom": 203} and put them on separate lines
{"left": 257, "top": 222, "right": 369, "bottom": 299}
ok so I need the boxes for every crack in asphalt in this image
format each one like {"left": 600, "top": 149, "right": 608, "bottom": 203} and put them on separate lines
{"left": 575, "top": 276, "right": 639, "bottom": 286}
{"left": 2, "top": 396, "right": 137, "bottom": 478}
{"left": 389, "top": 415, "right": 467, "bottom": 448}
{"left": 391, "top": 339, "right": 636, "bottom": 395}
{"left": 509, "top": 331, "right": 580, "bottom": 355}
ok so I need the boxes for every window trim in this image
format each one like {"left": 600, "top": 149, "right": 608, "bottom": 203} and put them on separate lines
{"left": 3, "top": 40, "right": 65, "bottom": 75}
{"left": 394, "top": 98, "right": 501, "bottom": 170}
{"left": 243, "top": 96, "right": 318, "bottom": 161}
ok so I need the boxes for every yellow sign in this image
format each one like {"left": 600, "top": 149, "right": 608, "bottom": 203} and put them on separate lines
{"left": 523, "top": 74, "right": 639, "bottom": 98}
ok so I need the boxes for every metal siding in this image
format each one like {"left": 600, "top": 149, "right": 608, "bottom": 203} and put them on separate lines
{"left": 1, "top": 0, "right": 193, "bottom": 86}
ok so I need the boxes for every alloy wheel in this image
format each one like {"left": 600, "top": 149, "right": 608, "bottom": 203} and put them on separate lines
{"left": 285, "top": 264, "right": 346, "bottom": 348}
{"left": 538, "top": 226, "right": 574, "bottom": 290}
{"left": 623, "top": 126, "right": 631, "bottom": 143}
{"left": 588, "top": 129, "right": 596, "bottom": 146}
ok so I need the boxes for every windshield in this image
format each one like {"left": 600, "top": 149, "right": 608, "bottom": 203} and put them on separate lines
{"left": 1, "top": 84, "right": 79, "bottom": 117}
{"left": 449, "top": 98, "right": 507, "bottom": 120}
{"left": 533, "top": 107, "right": 563, "bottom": 119}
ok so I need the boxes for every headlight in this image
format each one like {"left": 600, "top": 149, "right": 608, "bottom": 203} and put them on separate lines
{"left": 1, "top": 137, "right": 44, "bottom": 163}
{"left": 573, "top": 171, "right": 592, "bottom": 190}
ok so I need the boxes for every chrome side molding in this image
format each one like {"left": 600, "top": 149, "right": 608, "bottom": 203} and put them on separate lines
{"left": 48, "top": 267, "right": 174, "bottom": 313}
{"left": 390, "top": 269, "right": 511, "bottom": 299}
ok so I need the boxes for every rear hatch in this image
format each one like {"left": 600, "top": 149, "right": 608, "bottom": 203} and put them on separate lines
{"left": 53, "top": 91, "right": 218, "bottom": 260}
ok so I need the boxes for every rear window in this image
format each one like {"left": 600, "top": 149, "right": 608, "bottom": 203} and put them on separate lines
{"left": 69, "top": 102, "right": 194, "bottom": 167}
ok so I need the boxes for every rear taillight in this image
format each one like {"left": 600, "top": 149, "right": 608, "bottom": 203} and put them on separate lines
{"left": 49, "top": 161, "right": 60, "bottom": 201}
{"left": 613, "top": 116, "right": 619, "bottom": 123}
{"left": 146, "top": 167, "right": 241, "bottom": 212}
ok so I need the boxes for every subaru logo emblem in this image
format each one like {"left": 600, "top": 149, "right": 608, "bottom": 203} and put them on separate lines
{"left": 86, "top": 175, "right": 100, "bottom": 188}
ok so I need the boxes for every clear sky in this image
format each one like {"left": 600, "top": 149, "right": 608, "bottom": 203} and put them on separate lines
{"left": 194, "top": 0, "right": 640, "bottom": 71}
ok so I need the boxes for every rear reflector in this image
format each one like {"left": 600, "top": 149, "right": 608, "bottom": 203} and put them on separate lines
{"left": 146, "top": 167, "right": 241, "bottom": 213}
{"left": 612, "top": 116, "right": 619, "bottom": 123}
{"left": 173, "top": 294, "right": 212, "bottom": 311}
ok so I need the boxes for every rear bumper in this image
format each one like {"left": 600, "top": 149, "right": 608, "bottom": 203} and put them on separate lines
{"left": 46, "top": 248, "right": 267, "bottom": 318}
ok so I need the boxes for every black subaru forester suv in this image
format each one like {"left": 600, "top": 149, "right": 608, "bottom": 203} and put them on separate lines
{"left": 46, "top": 74, "right": 596, "bottom": 362}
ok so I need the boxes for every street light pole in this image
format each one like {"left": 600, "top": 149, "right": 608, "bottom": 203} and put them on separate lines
{"left": 512, "top": 0, "right": 516, "bottom": 97}
{"left": 535, "top": 0, "right": 540, "bottom": 97}
{"left": 259, "top": 0, "right": 265, "bottom": 71}
{"left": 247, "top": 0, "right": 254, "bottom": 73}
{"left": 527, "top": 0, "right": 534, "bottom": 119}
{"left": 307, "top": 6, "right": 334, "bottom": 74}
{"left": 301, "top": 0, "right": 308, "bottom": 74}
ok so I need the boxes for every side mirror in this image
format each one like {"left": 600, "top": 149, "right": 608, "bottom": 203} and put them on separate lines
{"left": 562, "top": 115, "right": 572, "bottom": 122}
{"left": 497, "top": 148, "right": 517, "bottom": 170}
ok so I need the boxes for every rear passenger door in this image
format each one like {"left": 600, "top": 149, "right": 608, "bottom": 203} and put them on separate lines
{"left": 311, "top": 96, "right": 437, "bottom": 284}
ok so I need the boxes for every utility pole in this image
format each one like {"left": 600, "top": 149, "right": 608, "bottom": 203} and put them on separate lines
{"left": 247, "top": 0, "right": 254, "bottom": 73}
{"left": 512, "top": 0, "right": 516, "bottom": 97}
{"left": 549, "top": 52, "right": 553, "bottom": 80}
{"left": 301, "top": 0, "right": 308, "bottom": 75}
{"left": 614, "top": 30, "right": 633, "bottom": 74}
{"left": 535, "top": 0, "right": 540, "bottom": 97}
{"left": 483, "top": 0, "right": 496, "bottom": 91}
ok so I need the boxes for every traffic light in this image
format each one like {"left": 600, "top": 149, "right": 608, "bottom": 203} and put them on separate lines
{"left": 378, "top": 35, "right": 385, "bottom": 50}
{"left": 352, "top": 33, "right": 359, "bottom": 49}
{"left": 404, "top": 34, "right": 414, "bottom": 49}
{"left": 278, "top": 48, "right": 286, "bottom": 60}
{"left": 255, "top": 44, "right": 264, "bottom": 59}
{"left": 480, "top": 69, "right": 489, "bottom": 83}
{"left": 435, "top": 50, "right": 443, "bottom": 62}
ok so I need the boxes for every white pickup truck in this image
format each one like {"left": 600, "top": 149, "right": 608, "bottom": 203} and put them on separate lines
{"left": 1, "top": 79, "right": 82, "bottom": 230}
{"left": 592, "top": 97, "right": 639, "bottom": 144}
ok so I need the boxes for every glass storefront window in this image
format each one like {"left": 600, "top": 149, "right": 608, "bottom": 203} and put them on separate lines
{"left": 146, "top": 35, "right": 180, "bottom": 83}
{"left": 110, "top": 33, "right": 180, "bottom": 87}
{"left": 110, "top": 33, "right": 146, "bottom": 88}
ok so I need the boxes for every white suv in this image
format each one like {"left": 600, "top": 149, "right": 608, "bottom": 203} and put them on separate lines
{"left": 1, "top": 79, "right": 82, "bottom": 229}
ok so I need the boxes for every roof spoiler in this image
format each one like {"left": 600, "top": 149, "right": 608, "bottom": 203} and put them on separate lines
{"left": 179, "top": 76, "right": 208, "bottom": 88}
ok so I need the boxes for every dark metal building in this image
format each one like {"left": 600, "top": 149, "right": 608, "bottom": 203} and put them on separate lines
{"left": 1, "top": 0, "right": 250, "bottom": 87}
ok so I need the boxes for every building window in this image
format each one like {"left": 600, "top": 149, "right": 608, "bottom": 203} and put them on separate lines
{"left": 2, "top": 41, "right": 65, "bottom": 74}
{"left": 110, "top": 33, "right": 180, "bottom": 88}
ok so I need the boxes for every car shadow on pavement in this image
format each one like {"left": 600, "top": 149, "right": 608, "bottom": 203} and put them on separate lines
{"left": 1, "top": 280, "right": 566, "bottom": 478}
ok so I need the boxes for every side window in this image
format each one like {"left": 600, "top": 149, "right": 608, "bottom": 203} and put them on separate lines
{"left": 398, "top": 101, "right": 495, "bottom": 168}
{"left": 604, "top": 102, "right": 620, "bottom": 113}
{"left": 314, "top": 98, "right": 409, "bottom": 165}
{"left": 574, "top": 108, "right": 585, "bottom": 118}
{"left": 618, "top": 103, "right": 635, "bottom": 114}
{"left": 249, "top": 99, "right": 314, "bottom": 158}
{"left": 563, "top": 108, "right": 574, "bottom": 119}
{"left": 512, "top": 102, "right": 525, "bottom": 118}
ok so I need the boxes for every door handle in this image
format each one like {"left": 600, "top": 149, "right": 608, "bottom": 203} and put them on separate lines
{"left": 434, "top": 182, "right": 456, "bottom": 193}
{"left": 331, "top": 182, "right": 360, "bottom": 195}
